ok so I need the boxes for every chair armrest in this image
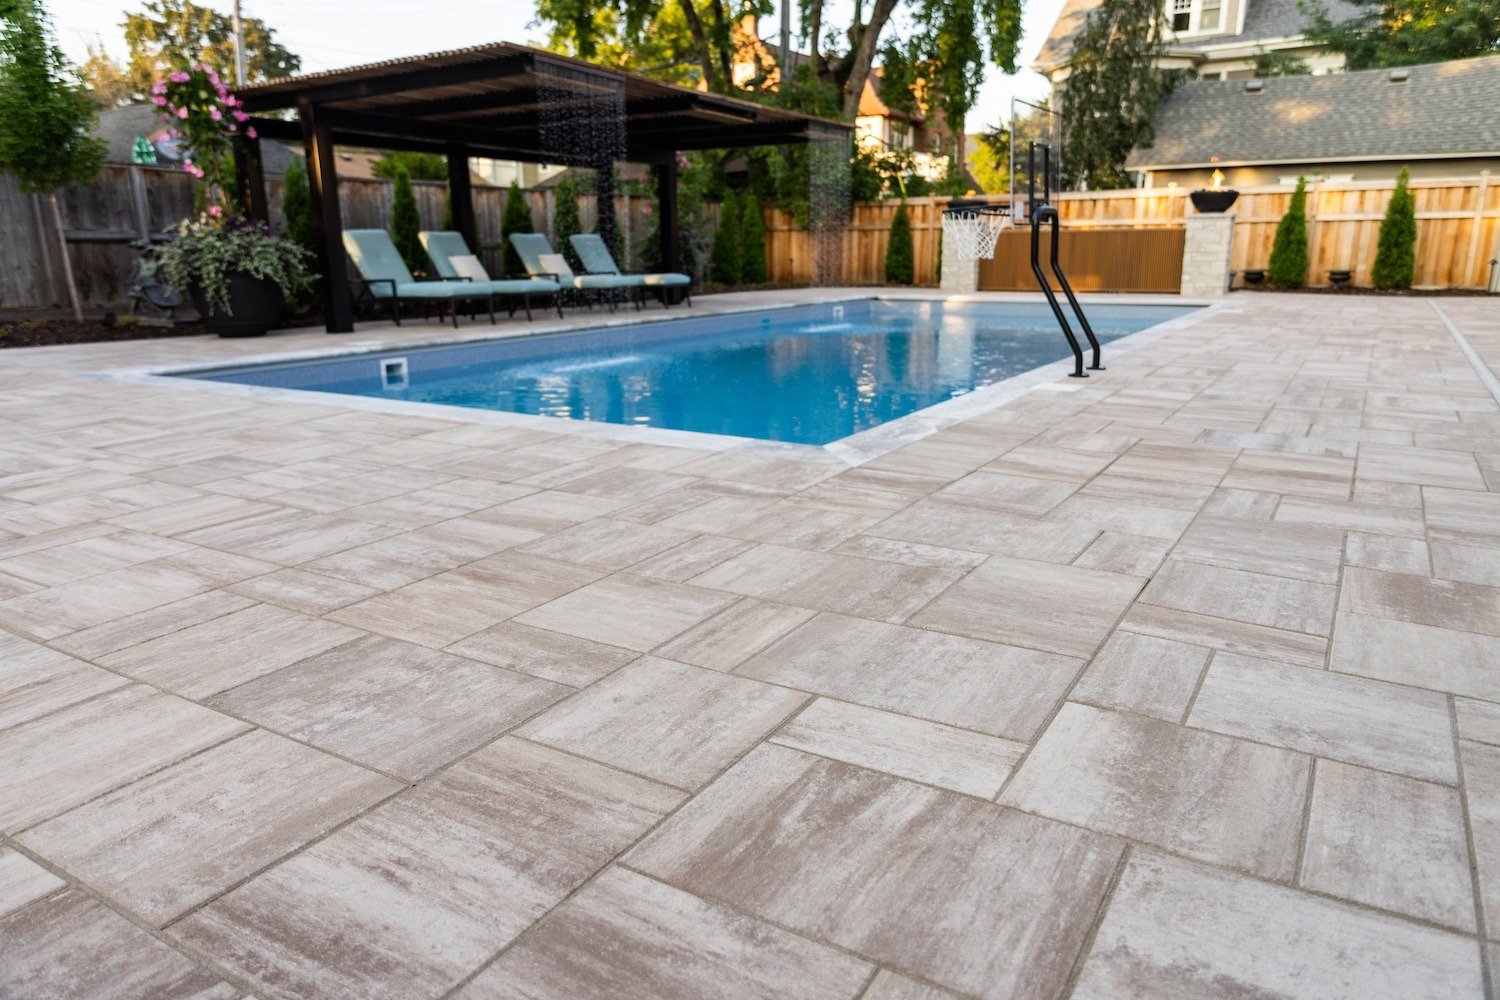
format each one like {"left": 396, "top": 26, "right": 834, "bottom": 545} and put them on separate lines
{"left": 354, "top": 277, "right": 396, "bottom": 297}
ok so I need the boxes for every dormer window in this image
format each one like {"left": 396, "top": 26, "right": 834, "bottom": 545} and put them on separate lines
{"left": 1169, "top": 0, "right": 1222, "bottom": 33}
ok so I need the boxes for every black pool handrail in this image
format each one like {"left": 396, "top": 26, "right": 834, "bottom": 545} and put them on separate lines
{"left": 1026, "top": 142, "right": 1104, "bottom": 376}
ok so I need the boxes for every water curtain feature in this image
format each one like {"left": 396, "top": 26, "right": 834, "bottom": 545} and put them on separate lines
{"left": 806, "top": 123, "right": 852, "bottom": 285}
{"left": 535, "top": 62, "right": 627, "bottom": 253}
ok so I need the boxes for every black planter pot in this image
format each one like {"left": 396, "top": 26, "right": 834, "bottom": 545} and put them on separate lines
{"left": 1328, "top": 269, "right": 1353, "bottom": 288}
{"left": 1190, "top": 189, "right": 1240, "bottom": 213}
{"left": 190, "top": 271, "right": 284, "bottom": 338}
{"left": 1242, "top": 269, "right": 1266, "bottom": 286}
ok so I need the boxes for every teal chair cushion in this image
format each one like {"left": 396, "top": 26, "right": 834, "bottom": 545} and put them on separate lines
{"left": 344, "top": 229, "right": 416, "bottom": 286}
{"left": 641, "top": 273, "right": 692, "bottom": 287}
{"left": 574, "top": 274, "right": 645, "bottom": 289}
{"left": 509, "top": 233, "right": 554, "bottom": 277}
{"left": 569, "top": 234, "right": 621, "bottom": 275}
{"left": 418, "top": 230, "right": 474, "bottom": 280}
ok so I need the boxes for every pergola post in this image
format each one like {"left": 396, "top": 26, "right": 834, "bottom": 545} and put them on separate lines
{"left": 231, "top": 134, "right": 269, "bottom": 222}
{"left": 594, "top": 157, "right": 617, "bottom": 261}
{"left": 654, "top": 156, "right": 679, "bottom": 275}
{"left": 298, "top": 100, "right": 354, "bottom": 333}
{"left": 446, "top": 143, "right": 476, "bottom": 249}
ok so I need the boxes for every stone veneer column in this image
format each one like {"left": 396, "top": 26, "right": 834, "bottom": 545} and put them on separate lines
{"left": 1180, "top": 212, "right": 1236, "bottom": 298}
{"left": 939, "top": 226, "right": 980, "bottom": 294}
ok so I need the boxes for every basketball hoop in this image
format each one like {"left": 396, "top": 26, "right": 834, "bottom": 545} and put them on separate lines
{"left": 941, "top": 204, "right": 1011, "bottom": 260}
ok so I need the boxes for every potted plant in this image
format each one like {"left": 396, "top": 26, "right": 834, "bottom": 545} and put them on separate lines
{"left": 156, "top": 215, "right": 311, "bottom": 336}
{"left": 152, "top": 64, "right": 311, "bottom": 336}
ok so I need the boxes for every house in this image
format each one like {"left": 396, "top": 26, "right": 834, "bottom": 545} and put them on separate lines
{"left": 1126, "top": 56, "right": 1500, "bottom": 187}
{"left": 1035, "top": 0, "right": 1358, "bottom": 83}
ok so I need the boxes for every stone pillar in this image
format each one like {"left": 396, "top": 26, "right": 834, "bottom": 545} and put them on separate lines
{"left": 1180, "top": 212, "right": 1235, "bottom": 298}
{"left": 940, "top": 226, "right": 980, "bottom": 294}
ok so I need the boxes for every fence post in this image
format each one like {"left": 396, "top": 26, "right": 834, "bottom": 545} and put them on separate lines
{"left": 1466, "top": 171, "right": 1489, "bottom": 288}
{"left": 28, "top": 193, "right": 59, "bottom": 309}
{"left": 127, "top": 165, "right": 151, "bottom": 240}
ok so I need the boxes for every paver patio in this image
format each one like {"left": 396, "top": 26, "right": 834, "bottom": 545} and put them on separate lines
{"left": 0, "top": 289, "right": 1497, "bottom": 998}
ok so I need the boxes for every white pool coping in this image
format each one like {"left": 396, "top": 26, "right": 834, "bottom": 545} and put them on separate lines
{"left": 94, "top": 293, "right": 1228, "bottom": 468}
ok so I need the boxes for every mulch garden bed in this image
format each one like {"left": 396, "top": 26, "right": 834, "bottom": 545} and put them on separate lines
{"left": 0, "top": 318, "right": 208, "bottom": 349}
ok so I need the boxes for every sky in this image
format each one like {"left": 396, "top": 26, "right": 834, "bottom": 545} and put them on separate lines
{"left": 46, "top": 0, "right": 1062, "bottom": 132}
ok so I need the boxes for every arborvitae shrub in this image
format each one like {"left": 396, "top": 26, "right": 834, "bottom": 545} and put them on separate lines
{"left": 282, "top": 158, "right": 316, "bottom": 273}
{"left": 552, "top": 175, "right": 583, "bottom": 270}
{"left": 885, "top": 201, "right": 915, "bottom": 284}
{"left": 710, "top": 189, "right": 742, "bottom": 285}
{"left": 1371, "top": 166, "right": 1416, "bottom": 289}
{"left": 501, "top": 180, "right": 533, "bottom": 276}
{"left": 1266, "top": 176, "right": 1309, "bottom": 288}
{"left": 389, "top": 165, "right": 424, "bottom": 275}
{"left": 740, "top": 192, "right": 768, "bottom": 283}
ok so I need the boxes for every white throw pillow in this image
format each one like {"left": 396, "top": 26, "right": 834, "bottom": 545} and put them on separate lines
{"left": 538, "top": 253, "right": 574, "bottom": 279}
{"left": 447, "top": 254, "right": 490, "bottom": 282}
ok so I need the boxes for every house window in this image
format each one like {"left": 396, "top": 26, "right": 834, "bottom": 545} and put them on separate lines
{"left": 1171, "top": 0, "right": 1192, "bottom": 32}
{"left": 1168, "top": 0, "right": 1221, "bottom": 33}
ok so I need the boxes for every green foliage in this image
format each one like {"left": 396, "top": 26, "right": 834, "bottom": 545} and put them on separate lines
{"left": 970, "top": 125, "right": 1010, "bottom": 194}
{"left": 501, "top": 181, "right": 533, "bottom": 276}
{"left": 1372, "top": 166, "right": 1417, "bottom": 289}
{"left": 0, "top": 0, "right": 105, "bottom": 195}
{"left": 1267, "top": 177, "right": 1310, "bottom": 288}
{"left": 155, "top": 217, "right": 313, "bottom": 312}
{"left": 552, "top": 175, "right": 584, "bottom": 270}
{"left": 710, "top": 188, "right": 742, "bottom": 284}
{"left": 1059, "top": 0, "right": 1174, "bottom": 189}
{"left": 884, "top": 202, "right": 915, "bottom": 284}
{"left": 389, "top": 166, "right": 424, "bottom": 276}
{"left": 281, "top": 158, "right": 316, "bottom": 266}
{"left": 1301, "top": 0, "right": 1499, "bottom": 69}
{"left": 373, "top": 151, "right": 446, "bottom": 182}
{"left": 124, "top": 0, "right": 299, "bottom": 95}
{"left": 79, "top": 45, "right": 132, "bottom": 108}
{"left": 740, "top": 192, "right": 768, "bottom": 283}
{"left": 1252, "top": 47, "right": 1311, "bottom": 76}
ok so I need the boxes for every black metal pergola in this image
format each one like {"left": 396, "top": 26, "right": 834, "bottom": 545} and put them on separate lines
{"left": 230, "top": 42, "right": 851, "bottom": 333}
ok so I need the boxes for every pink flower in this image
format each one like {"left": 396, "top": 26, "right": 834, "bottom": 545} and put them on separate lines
{"left": 169, "top": 70, "right": 190, "bottom": 83}
{"left": 208, "top": 204, "right": 223, "bottom": 218}
{"left": 176, "top": 107, "right": 189, "bottom": 119}
{"left": 232, "top": 110, "right": 248, "bottom": 122}
{"left": 209, "top": 107, "right": 222, "bottom": 120}
{"left": 246, "top": 127, "right": 257, "bottom": 139}
{"left": 151, "top": 95, "right": 167, "bottom": 106}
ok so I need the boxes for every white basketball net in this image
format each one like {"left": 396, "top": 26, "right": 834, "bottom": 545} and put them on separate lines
{"left": 941, "top": 207, "right": 1012, "bottom": 260}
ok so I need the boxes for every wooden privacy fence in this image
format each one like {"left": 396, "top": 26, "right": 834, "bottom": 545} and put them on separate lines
{"left": 1, "top": 164, "right": 660, "bottom": 311}
{"left": 978, "top": 228, "right": 1187, "bottom": 293}
{"left": 5, "top": 167, "right": 1497, "bottom": 308}
{"left": 763, "top": 175, "right": 1500, "bottom": 290}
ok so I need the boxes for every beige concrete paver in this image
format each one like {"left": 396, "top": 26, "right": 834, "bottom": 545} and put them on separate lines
{"left": 1, "top": 292, "right": 1496, "bottom": 997}
{"left": 456, "top": 866, "right": 872, "bottom": 999}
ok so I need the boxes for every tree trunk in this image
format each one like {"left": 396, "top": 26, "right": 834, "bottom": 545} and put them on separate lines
{"left": 841, "top": 0, "right": 899, "bottom": 119}
{"left": 705, "top": 0, "right": 734, "bottom": 92}
{"left": 806, "top": 0, "right": 824, "bottom": 76}
{"left": 676, "top": 0, "right": 721, "bottom": 92}
{"left": 47, "top": 192, "right": 83, "bottom": 322}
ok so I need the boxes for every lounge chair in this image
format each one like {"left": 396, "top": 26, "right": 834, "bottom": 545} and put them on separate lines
{"left": 419, "top": 231, "right": 563, "bottom": 320}
{"left": 570, "top": 233, "right": 693, "bottom": 308}
{"left": 508, "top": 233, "right": 642, "bottom": 312}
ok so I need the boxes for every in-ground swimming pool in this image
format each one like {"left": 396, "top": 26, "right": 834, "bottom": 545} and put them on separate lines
{"left": 180, "top": 299, "right": 1194, "bottom": 446}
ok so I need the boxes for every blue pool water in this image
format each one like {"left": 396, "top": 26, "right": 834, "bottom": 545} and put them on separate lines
{"left": 183, "top": 299, "right": 1193, "bottom": 445}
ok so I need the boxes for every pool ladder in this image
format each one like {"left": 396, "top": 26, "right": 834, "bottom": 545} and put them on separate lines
{"left": 1027, "top": 143, "right": 1103, "bottom": 379}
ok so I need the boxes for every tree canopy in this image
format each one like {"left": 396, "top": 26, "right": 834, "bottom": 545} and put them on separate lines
{"left": 1058, "top": 0, "right": 1174, "bottom": 189}
{"left": 0, "top": 0, "right": 104, "bottom": 195}
{"left": 534, "top": 0, "right": 1023, "bottom": 126}
{"left": 124, "top": 0, "right": 300, "bottom": 96}
{"left": 1302, "top": 0, "right": 1499, "bottom": 69}
{"left": 372, "top": 151, "right": 447, "bottom": 183}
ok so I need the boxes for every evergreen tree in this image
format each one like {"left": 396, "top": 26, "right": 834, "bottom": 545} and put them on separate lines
{"left": 0, "top": 0, "right": 106, "bottom": 320}
{"left": 885, "top": 201, "right": 915, "bottom": 284}
{"left": 740, "top": 192, "right": 768, "bottom": 284}
{"left": 1058, "top": 0, "right": 1174, "bottom": 189}
{"left": 1371, "top": 166, "right": 1417, "bottom": 289}
{"left": 552, "top": 175, "right": 584, "bottom": 270}
{"left": 1303, "top": 0, "right": 1500, "bottom": 69}
{"left": 710, "top": 189, "right": 742, "bottom": 285}
{"left": 281, "top": 157, "right": 316, "bottom": 273}
{"left": 1267, "top": 177, "right": 1310, "bottom": 288}
{"left": 501, "top": 180, "right": 533, "bottom": 276}
{"left": 389, "top": 165, "right": 424, "bottom": 275}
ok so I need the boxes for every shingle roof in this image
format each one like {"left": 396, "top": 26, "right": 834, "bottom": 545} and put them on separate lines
{"left": 1035, "top": 0, "right": 1361, "bottom": 70}
{"left": 1126, "top": 56, "right": 1500, "bottom": 169}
